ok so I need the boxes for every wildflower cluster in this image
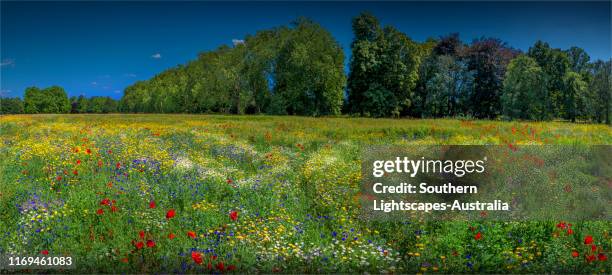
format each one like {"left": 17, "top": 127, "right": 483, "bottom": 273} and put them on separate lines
{"left": 0, "top": 115, "right": 609, "bottom": 273}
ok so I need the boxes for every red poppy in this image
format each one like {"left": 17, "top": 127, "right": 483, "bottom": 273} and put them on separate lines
{"left": 187, "top": 231, "right": 196, "bottom": 239}
{"left": 572, "top": 251, "right": 579, "bottom": 258}
{"left": 166, "top": 209, "right": 175, "bottom": 219}
{"left": 56, "top": 176, "right": 62, "bottom": 181}
{"left": 86, "top": 149, "right": 91, "bottom": 154}
{"left": 227, "top": 178, "right": 233, "bottom": 184}
{"left": 584, "top": 235, "right": 593, "bottom": 245}
{"left": 591, "top": 245, "right": 597, "bottom": 252}
{"left": 135, "top": 241, "right": 144, "bottom": 250}
{"left": 100, "top": 198, "right": 110, "bottom": 206}
{"left": 508, "top": 143, "right": 518, "bottom": 152}
{"left": 191, "top": 251, "right": 203, "bottom": 265}
{"left": 139, "top": 231, "right": 145, "bottom": 239}
{"left": 41, "top": 250, "right": 49, "bottom": 255}
{"left": 98, "top": 160, "right": 103, "bottom": 167}
{"left": 556, "top": 222, "right": 566, "bottom": 229}
{"left": 121, "top": 258, "right": 128, "bottom": 263}
{"left": 567, "top": 228, "right": 574, "bottom": 235}
{"left": 76, "top": 159, "right": 82, "bottom": 165}
{"left": 146, "top": 240, "right": 155, "bottom": 248}
{"left": 96, "top": 208, "right": 104, "bottom": 215}
{"left": 73, "top": 169, "right": 78, "bottom": 175}
{"left": 111, "top": 205, "right": 118, "bottom": 212}
{"left": 586, "top": 254, "right": 596, "bottom": 263}
{"left": 168, "top": 233, "right": 176, "bottom": 239}
{"left": 474, "top": 232, "right": 482, "bottom": 240}
{"left": 108, "top": 150, "right": 112, "bottom": 154}
{"left": 216, "top": 262, "right": 225, "bottom": 272}
{"left": 116, "top": 162, "right": 121, "bottom": 169}
{"left": 228, "top": 265, "right": 236, "bottom": 271}
{"left": 149, "top": 201, "right": 156, "bottom": 209}
{"left": 211, "top": 255, "right": 218, "bottom": 260}
{"left": 207, "top": 262, "right": 213, "bottom": 270}
{"left": 598, "top": 253, "right": 607, "bottom": 261}
{"left": 229, "top": 211, "right": 238, "bottom": 221}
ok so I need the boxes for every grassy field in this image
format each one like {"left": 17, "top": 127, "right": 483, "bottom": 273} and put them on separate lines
{"left": 0, "top": 114, "right": 610, "bottom": 273}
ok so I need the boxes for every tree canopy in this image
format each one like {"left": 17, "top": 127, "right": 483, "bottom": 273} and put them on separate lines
{"left": 346, "top": 13, "right": 423, "bottom": 117}
{"left": 5, "top": 14, "right": 608, "bottom": 124}
{"left": 502, "top": 55, "right": 548, "bottom": 120}
{"left": 24, "top": 86, "right": 71, "bottom": 114}
{"left": 119, "top": 18, "right": 345, "bottom": 116}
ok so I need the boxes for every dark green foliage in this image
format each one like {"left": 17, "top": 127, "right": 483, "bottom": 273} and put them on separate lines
{"left": 68, "top": 95, "right": 118, "bottom": 113}
{"left": 76, "top": 95, "right": 89, "bottom": 113}
{"left": 562, "top": 71, "right": 588, "bottom": 122}
{"left": 274, "top": 18, "right": 346, "bottom": 116}
{"left": 120, "top": 18, "right": 345, "bottom": 116}
{"left": 415, "top": 34, "right": 472, "bottom": 118}
{"left": 464, "top": 38, "right": 518, "bottom": 119}
{"left": 422, "top": 55, "right": 473, "bottom": 118}
{"left": 347, "top": 13, "right": 422, "bottom": 117}
{"left": 502, "top": 55, "right": 548, "bottom": 120}
{"left": 346, "top": 13, "right": 384, "bottom": 116}
{"left": 588, "top": 60, "right": 611, "bottom": 124}
{"left": 106, "top": 15, "right": 608, "bottom": 123}
{"left": 565, "top": 46, "right": 591, "bottom": 74}
{"left": 432, "top": 33, "right": 462, "bottom": 56}
{"left": 527, "top": 41, "right": 571, "bottom": 117}
{"left": 0, "top": 97, "right": 24, "bottom": 114}
{"left": 24, "top": 87, "right": 42, "bottom": 113}
{"left": 24, "top": 86, "right": 71, "bottom": 114}
{"left": 522, "top": 42, "right": 608, "bottom": 123}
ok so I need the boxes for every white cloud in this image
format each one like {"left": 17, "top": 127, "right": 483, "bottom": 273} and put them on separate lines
{"left": 0, "top": 89, "right": 12, "bottom": 96}
{"left": 151, "top": 53, "right": 162, "bottom": 59}
{"left": 232, "top": 39, "right": 245, "bottom": 46}
{"left": 91, "top": 81, "right": 98, "bottom": 86}
{"left": 114, "top": 90, "right": 122, "bottom": 94}
{"left": 124, "top": 73, "right": 137, "bottom": 78}
{"left": 1, "top": 59, "right": 15, "bottom": 67}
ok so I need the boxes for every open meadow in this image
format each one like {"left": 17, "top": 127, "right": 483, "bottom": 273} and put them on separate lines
{"left": 0, "top": 114, "right": 610, "bottom": 273}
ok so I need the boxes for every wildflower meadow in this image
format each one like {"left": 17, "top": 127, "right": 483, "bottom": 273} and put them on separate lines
{"left": 0, "top": 114, "right": 610, "bottom": 273}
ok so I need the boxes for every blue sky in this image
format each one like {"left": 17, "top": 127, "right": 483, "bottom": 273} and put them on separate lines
{"left": 1, "top": 1, "right": 610, "bottom": 99}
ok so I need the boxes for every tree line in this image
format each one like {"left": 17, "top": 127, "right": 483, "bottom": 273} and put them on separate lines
{"left": 2, "top": 13, "right": 610, "bottom": 123}
{"left": 0, "top": 86, "right": 119, "bottom": 114}
{"left": 347, "top": 14, "right": 610, "bottom": 123}
{"left": 119, "top": 18, "right": 345, "bottom": 116}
